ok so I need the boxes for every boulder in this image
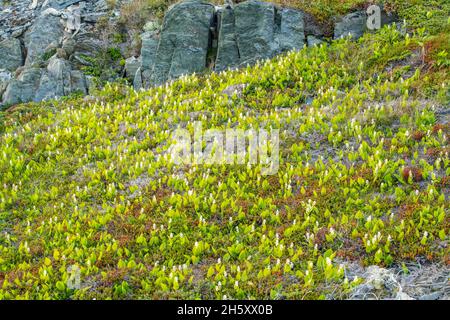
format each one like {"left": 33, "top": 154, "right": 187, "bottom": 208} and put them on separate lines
{"left": 278, "top": 8, "right": 305, "bottom": 52}
{"left": 334, "top": 8, "right": 399, "bottom": 40}
{"left": 69, "top": 70, "right": 88, "bottom": 95}
{"left": 234, "top": 1, "right": 276, "bottom": 66}
{"left": 35, "top": 56, "right": 87, "bottom": 101}
{"left": 149, "top": 0, "right": 215, "bottom": 86}
{"left": 0, "top": 38, "right": 23, "bottom": 72}
{"left": 215, "top": 1, "right": 305, "bottom": 71}
{"left": 215, "top": 6, "right": 240, "bottom": 72}
{"left": 124, "top": 56, "right": 141, "bottom": 81}
{"left": 139, "top": 31, "right": 159, "bottom": 86}
{"left": 34, "top": 72, "right": 61, "bottom": 102}
{"left": 2, "top": 55, "right": 88, "bottom": 105}
{"left": 334, "top": 11, "right": 367, "bottom": 39}
{"left": 2, "top": 67, "right": 42, "bottom": 105}
{"left": 24, "top": 10, "right": 65, "bottom": 65}
{"left": 141, "top": 32, "right": 159, "bottom": 69}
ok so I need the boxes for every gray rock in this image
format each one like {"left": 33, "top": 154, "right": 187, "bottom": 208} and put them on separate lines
{"left": 0, "top": 69, "right": 12, "bottom": 101}
{"left": 34, "top": 72, "right": 61, "bottom": 101}
{"left": 234, "top": 1, "right": 276, "bottom": 66}
{"left": 136, "top": 31, "right": 159, "bottom": 88}
{"left": 0, "top": 70, "right": 12, "bottom": 83}
{"left": 2, "top": 55, "right": 87, "bottom": 104}
{"left": 149, "top": 0, "right": 215, "bottom": 86}
{"left": 334, "top": 9, "right": 399, "bottom": 40}
{"left": 35, "top": 56, "right": 87, "bottom": 100}
{"left": 215, "top": 6, "right": 240, "bottom": 72}
{"left": 44, "top": 0, "right": 83, "bottom": 10}
{"left": 133, "top": 67, "right": 143, "bottom": 90}
{"left": 0, "top": 38, "right": 23, "bottom": 72}
{"left": 124, "top": 56, "right": 141, "bottom": 81}
{"left": 69, "top": 70, "right": 88, "bottom": 94}
{"left": 29, "top": 0, "right": 39, "bottom": 10}
{"left": 278, "top": 8, "right": 305, "bottom": 52}
{"left": 140, "top": 31, "right": 159, "bottom": 70}
{"left": 81, "top": 12, "right": 104, "bottom": 23}
{"left": 216, "top": 1, "right": 305, "bottom": 71}
{"left": 62, "top": 38, "right": 76, "bottom": 56}
{"left": 2, "top": 67, "right": 42, "bottom": 105}
{"left": 64, "top": 5, "right": 81, "bottom": 33}
{"left": 24, "top": 10, "right": 64, "bottom": 65}
{"left": 334, "top": 11, "right": 367, "bottom": 40}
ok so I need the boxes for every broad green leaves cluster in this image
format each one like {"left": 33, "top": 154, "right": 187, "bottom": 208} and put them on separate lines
{"left": 0, "top": 23, "right": 448, "bottom": 299}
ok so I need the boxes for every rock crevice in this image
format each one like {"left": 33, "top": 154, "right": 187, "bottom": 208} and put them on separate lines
{"left": 135, "top": 0, "right": 396, "bottom": 89}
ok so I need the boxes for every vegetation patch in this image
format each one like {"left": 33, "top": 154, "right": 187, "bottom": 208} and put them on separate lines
{"left": 0, "top": 0, "right": 448, "bottom": 300}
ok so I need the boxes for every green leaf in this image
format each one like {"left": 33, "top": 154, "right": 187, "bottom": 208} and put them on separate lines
{"left": 56, "top": 281, "right": 66, "bottom": 292}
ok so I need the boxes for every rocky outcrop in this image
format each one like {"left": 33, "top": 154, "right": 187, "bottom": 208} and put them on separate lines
{"left": 334, "top": 11, "right": 367, "bottom": 39}
{"left": 2, "top": 67, "right": 42, "bottom": 105}
{"left": 215, "top": 6, "right": 240, "bottom": 71}
{"left": 136, "top": 30, "right": 161, "bottom": 88}
{"left": 234, "top": 3, "right": 305, "bottom": 66}
{"left": 334, "top": 8, "right": 398, "bottom": 40}
{"left": 0, "top": 38, "right": 23, "bottom": 71}
{"left": 0, "top": 0, "right": 398, "bottom": 106}
{"left": 24, "top": 9, "right": 65, "bottom": 65}
{"left": 43, "top": 0, "right": 84, "bottom": 10}
{"left": 233, "top": 1, "right": 277, "bottom": 66}
{"left": 3, "top": 56, "right": 87, "bottom": 105}
{"left": 137, "top": 0, "right": 307, "bottom": 87}
{"left": 0, "top": 0, "right": 110, "bottom": 106}
{"left": 35, "top": 56, "right": 87, "bottom": 101}
{"left": 136, "top": 0, "right": 400, "bottom": 89}
{"left": 150, "top": 0, "right": 215, "bottom": 86}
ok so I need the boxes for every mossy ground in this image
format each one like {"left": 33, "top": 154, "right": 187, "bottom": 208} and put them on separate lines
{"left": 0, "top": 1, "right": 448, "bottom": 300}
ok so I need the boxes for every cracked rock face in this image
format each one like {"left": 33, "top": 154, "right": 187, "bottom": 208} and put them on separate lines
{"left": 0, "top": 0, "right": 110, "bottom": 106}
{"left": 137, "top": 0, "right": 308, "bottom": 88}
{"left": 134, "top": 1, "right": 396, "bottom": 90}
{"left": 0, "top": 0, "right": 398, "bottom": 105}
{"left": 216, "top": 2, "right": 305, "bottom": 70}
{"left": 24, "top": 10, "right": 65, "bottom": 65}
{"left": 149, "top": 0, "right": 215, "bottom": 86}
{"left": 2, "top": 67, "right": 43, "bottom": 105}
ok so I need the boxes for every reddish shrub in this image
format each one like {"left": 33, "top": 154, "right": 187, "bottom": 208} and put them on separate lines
{"left": 402, "top": 166, "right": 423, "bottom": 182}
{"left": 412, "top": 130, "right": 425, "bottom": 141}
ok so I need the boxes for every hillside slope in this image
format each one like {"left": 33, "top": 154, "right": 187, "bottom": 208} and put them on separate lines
{"left": 0, "top": 3, "right": 449, "bottom": 299}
